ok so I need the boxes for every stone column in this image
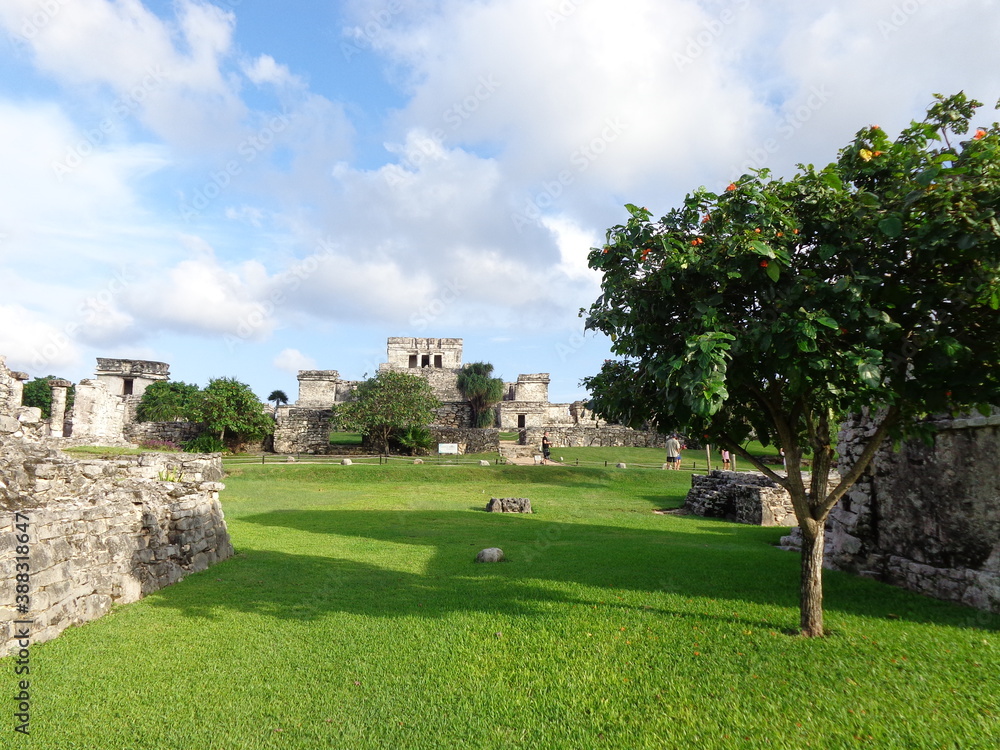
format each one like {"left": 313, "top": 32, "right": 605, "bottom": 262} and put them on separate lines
{"left": 49, "top": 379, "right": 73, "bottom": 438}
{"left": 11, "top": 371, "right": 29, "bottom": 411}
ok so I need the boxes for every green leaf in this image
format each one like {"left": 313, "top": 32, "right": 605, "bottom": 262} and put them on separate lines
{"left": 765, "top": 263, "right": 780, "bottom": 282}
{"left": 879, "top": 217, "right": 903, "bottom": 237}
{"left": 750, "top": 240, "right": 774, "bottom": 258}
{"left": 816, "top": 316, "right": 839, "bottom": 329}
{"left": 858, "top": 362, "right": 882, "bottom": 388}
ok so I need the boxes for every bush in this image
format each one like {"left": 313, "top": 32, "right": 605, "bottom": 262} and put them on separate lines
{"left": 395, "top": 425, "right": 434, "bottom": 456}
{"left": 183, "top": 434, "right": 227, "bottom": 454}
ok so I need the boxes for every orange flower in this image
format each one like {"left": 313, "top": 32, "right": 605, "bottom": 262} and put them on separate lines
{"left": 776, "top": 232, "right": 783, "bottom": 237}
{"left": 873, "top": 151, "right": 884, "bottom": 156}
{"left": 759, "top": 260, "right": 769, "bottom": 268}
{"left": 793, "top": 229, "right": 800, "bottom": 235}
{"left": 872, "top": 124, "right": 880, "bottom": 130}
{"left": 974, "top": 128, "right": 987, "bottom": 140}
{"left": 726, "top": 183, "right": 736, "bottom": 192}
{"left": 691, "top": 238, "right": 704, "bottom": 247}
{"left": 702, "top": 213, "right": 711, "bottom": 223}
{"left": 754, "top": 228, "right": 762, "bottom": 234}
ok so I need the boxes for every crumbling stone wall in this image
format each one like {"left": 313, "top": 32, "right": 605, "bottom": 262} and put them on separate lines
{"left": 784, "top": 412, "right": 1000, "bottom": 613}
{"left": 685, "top": 471, "right": 799, "bottom": 526}
{"left": 273, "top": 407, "right": 332, "bottom": 454}
{"left": 428, "top": 427, "right": 499, "bottom": 455}
{"left": 432, "top": 402, "right": 473, "bottom": 428}
{"left": 0, "top": 381, "right": 232, "bottom": 655}
{"left": 125, "top": 421, "right": 203, "bottom": 447}
{"left": 68, "top": 378, "right": 128, "bottom": 443}
{"left": 524, "top": 426, "right": 668, "bottom": 449}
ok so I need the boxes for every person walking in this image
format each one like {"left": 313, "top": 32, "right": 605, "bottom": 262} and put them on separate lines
{"left": 541, "top": 431, "right": 552, "bottom": 464}
{"left": 665, "top": 434, "right": 682, "bottom": 470}
{"left": 721, "top": 448, "right": 731, "bottom": 471}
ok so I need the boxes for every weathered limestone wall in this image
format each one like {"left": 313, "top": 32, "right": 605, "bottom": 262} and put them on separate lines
{"left": 428, "top": 427, "right": 499, "bottom": 455}
{"left": 125, "top": 421, "right": 204, "bottom": 448}
{"left": 498, "top": 402, "right": 550, "bottom": 430}
{"left": 0, "top": 357, "right": 28, "bottom": 415}
{"left": 432, "top": 401, "right": 473, "bottom": 429}
{"left": 273, "top": 407, "right": 332, "bottom": 454}
{"left": 787, "top": 412, "right": 1000, "bottom": 613}
{"left": 685, "top": 471, "right": 799, "bottom": 526}
{"left": 386, "top": 337, "right": 463, "bottom": 369}
{"left": 0, "top": 403, "right": 232, "bottom": 655}
{"left": 525, "top": 426, "right": 668, "bottom": 449}
{"left": 296, "top": 371, "right": 341, "bottom": 407}
{"left": 513, "top": 374, "right": 549, "bottom": 403}
{"left": 94, "top": 358, "right": 169, "bottom": 398}
{"left": 68, "top": 379, "right": 128, "bottom": 443}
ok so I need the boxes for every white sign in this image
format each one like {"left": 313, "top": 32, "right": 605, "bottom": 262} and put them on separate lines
{"left": 438, "top": 443, "right": 460, "bottom": 455}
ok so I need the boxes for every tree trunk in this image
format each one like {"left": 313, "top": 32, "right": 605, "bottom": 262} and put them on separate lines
{"left": 799, "top": 521, "right": 826, "bottom": 637}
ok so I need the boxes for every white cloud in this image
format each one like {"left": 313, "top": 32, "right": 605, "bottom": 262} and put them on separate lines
{"left": 0, "top": 303, "right": 83, "bottom": 374}
{"left": 243, "top": 54, "right": 302, "bottom": 89}
{"left": 273, "top": 348, "right": 316, "bottom": 374}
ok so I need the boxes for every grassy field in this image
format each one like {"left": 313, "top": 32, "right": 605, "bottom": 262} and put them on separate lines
{"left": 13, "top": 462, "right": 999, "bottom": 748}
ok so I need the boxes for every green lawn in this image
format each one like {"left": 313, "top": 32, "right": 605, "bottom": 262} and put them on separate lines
{"left": 14, "top": 463, "right": 999, "bottom": 749}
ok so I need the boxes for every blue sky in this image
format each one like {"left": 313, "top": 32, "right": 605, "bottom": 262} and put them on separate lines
{"left": 2, "top": 0, "right": 1000, "bottom": 404}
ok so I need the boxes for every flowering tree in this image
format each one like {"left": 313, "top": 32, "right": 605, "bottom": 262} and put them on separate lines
{"left": 583, "top": 93, "right": 1000, "bottom": 636}
{"left": 334, "top": 370, "right": 440, "bottom": 454}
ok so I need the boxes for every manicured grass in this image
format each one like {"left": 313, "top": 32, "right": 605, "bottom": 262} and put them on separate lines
{"left": 15, "top": 463, "right": 999, "bottom": 748}
{"left": 329, "top": 431, "right": 364, "bottom": 446}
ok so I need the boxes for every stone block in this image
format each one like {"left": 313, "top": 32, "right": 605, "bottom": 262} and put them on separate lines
{"left": 475, "top": 547, "right": 505, "bottom": 563}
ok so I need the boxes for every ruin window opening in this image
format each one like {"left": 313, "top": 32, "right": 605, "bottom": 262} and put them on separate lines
{"left": 517, "top": 414, "right": 526, "bottom": 429}
{"left": 408, "top": 355, "right": 418, "bottom": 368}
{"left": 421, "top": 355, "right": 430, "bottom": 367}
{"left": 123, "top": 379, "right": 134, "bottom": 396}
{"left": 434, "top": 355, "right": 443, "bottom": 368}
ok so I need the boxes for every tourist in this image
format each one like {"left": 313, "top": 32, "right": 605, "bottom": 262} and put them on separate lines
{"left": 721, "top": 448, "right": 731, "bottom": 471}
{"left": 541, "top": 431, "right": 552, "bottom": 463}
{"left": 665, "top": 434, "right": 681, "bottom": 470}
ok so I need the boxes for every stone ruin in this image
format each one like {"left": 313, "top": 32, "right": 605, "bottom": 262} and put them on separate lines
{"left": 272, "top": 336, "right": 664, "bottom": 455}
{"left": 781, "top": 411, "right": 1000, "bottom": 614}
{"left": 486, "top": 497, "right": 533, "bottom": 513}
{"left": 680, "top": 410, "right": 999, "bottom": 614}
{"left": 0, "top": 355, "right": 233, "bottom": 656}
{"left": 684, "top": 470, "right": 839, "bottom": 527}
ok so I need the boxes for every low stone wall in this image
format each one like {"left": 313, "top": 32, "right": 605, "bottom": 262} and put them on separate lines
{"left": 125, "top": 420, "right": 203, "bottom": 447}
{"left": 428, "top": 427, "right": 500, "bottom": 454}
{"left": 0, "top": 434, "right": 232, "bottom": 656}
{"left": 523, "top": 426, "right": 667, "bottom": 449}
{"left": 273, "top": 407, "right": 331, "bottom": 454}
{"left": 781, "top": 412, "right": 1000, "bottom": 613}
{"left": 685, "top": 471, "right": 798, "bottom": 526}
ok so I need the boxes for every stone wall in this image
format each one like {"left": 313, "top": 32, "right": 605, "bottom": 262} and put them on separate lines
{"left": 432, "top": 401, "right": 473, "bottom": 428}
{"left": 782, "top": 412, "right": 1000, "bottom": 613}
{"left": 0, "top": 410, "right": 232, "bottom": 655}
{"left": 125, "top": 420, "right": 204, "bottom": 447}
{"left": 273, "top": 407, "right": 332, "bottom": 454}
{"left": 685, "top": 471, "right": 799, "bottom": 526}
{"left": 524, "top": 426, "right": 668, "bottom": 449}
{"left": 428, "top": 427, "right": 499, "bottom": 455}
{"left": 513, "top": 374, "right": 549, "bottom": 403}
{"left": 296, "top": 370, "right": 341, "bottom": 407}
{"left": 386, "top": 337, "right": 463, "bottom": 369}
{"left": 67, "top": 379, "right": 129, "bottom": 443}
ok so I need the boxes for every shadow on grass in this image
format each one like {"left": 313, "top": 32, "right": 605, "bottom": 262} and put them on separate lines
{"left": 145, "top": 508, "right": 1000, "bottom": 634}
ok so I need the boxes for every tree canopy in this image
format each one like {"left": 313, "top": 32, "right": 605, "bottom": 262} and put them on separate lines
{"left": 136, "top": 380, "right": 201, "bottom": 422}
{"left": 191, "top": 377, "right": 274, "bottom": 447}
{"left": 456, "top": 362, "right": 505, "bottom": 428}
{"left": 583, "top": 93, "right": 1000, "bottom": 636}
{"left": 267, "top": 390, "right": 289, "bottom": 409}
{"left": 334, "top": 369, "right": 441, "bottom": 454}
{"left": 22, "top": 376, "right": 74, "bottom": 419}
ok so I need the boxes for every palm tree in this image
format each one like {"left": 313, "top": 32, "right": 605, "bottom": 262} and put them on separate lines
{"left": 267, "top": 389, "right": 289, "bottom": 413}
{"left": 456, "top": 362, "right": 504, "bottom": 428}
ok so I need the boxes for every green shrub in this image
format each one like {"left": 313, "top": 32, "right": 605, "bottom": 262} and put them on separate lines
{"left": 395, "top": 425, "right": 434, "bottom": 456}
{"left": 182, "top": 434, "right": 227, "bottom": 454}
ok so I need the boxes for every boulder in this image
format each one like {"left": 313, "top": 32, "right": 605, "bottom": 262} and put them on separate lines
{"left": 413, "top": 458, "right": 424, "bottom": 464}
{"left": 479, "top": 460, "right": 491, "bottom": 467}
{"left": 341, "top": 458, "right": 353, "bottom": 466}
{"left": 475, "top": 547, "right": 505, "bottom": 563}
{"left": 616, "top": 462, "right": 627, "bottom": 469}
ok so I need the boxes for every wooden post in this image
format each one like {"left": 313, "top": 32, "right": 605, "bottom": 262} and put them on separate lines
{"left": 705, "top": 443, "right": 712, "bottom": 473}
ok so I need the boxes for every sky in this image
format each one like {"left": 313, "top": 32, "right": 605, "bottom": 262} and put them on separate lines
{"left": 1, "top": 0, "right": 1000, "bottom": 405}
